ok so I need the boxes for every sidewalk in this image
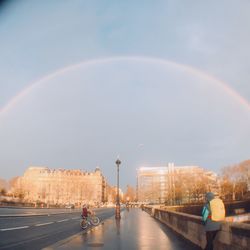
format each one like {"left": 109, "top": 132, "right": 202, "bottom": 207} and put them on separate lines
{"left": 43, "top": 208, "right": 199, "bottom": 250}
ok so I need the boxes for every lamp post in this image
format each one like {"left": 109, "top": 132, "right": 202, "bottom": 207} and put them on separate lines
{"left": 115, "top": 158, "right": 121, "bottom": 219}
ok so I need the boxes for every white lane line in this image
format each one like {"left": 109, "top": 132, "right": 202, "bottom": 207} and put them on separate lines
{"left": 35, "top": 222, "right": 54, "bottom": 227}
{"left": 57, "top": 219, "right": 69, "bottom": 223}
{"left": 71, "top": 217, "right": 79, "bottom": 220}
{"left": 0, "top": 226, "right": 29, "bottom": 231}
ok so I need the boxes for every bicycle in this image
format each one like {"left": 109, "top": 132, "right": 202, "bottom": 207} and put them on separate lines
{"left": 80, "top": 212, "right": 100, "bottom": 230}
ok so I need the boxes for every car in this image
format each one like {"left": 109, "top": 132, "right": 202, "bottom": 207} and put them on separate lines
{"left": 65, "top": 204, "right": 75, "bottom": 209}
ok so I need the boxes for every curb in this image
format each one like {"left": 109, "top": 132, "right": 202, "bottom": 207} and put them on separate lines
{"left": 42, "top": 231, "right": 83, "bottom": 250}
{"left": 42, "top": 221, "right": 104, "bottom": 250}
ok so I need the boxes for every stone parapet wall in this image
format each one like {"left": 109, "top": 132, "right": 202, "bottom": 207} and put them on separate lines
{"left": 162, "top": 199, "right": 250, "bottom": 216}
{"left": 144, "top": 206, "right": 250, "bottom": 250}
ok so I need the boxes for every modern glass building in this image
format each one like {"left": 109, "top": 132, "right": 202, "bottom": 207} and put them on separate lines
{"left": 137, "top": 163, "right": 217, "bottom": 204}
{"left": 137, "top": 166, "right": 169, "bottom": 204}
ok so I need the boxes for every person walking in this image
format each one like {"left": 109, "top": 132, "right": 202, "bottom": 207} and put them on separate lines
{"left": 202, "top": 192, "right": 225, "bottom": 250}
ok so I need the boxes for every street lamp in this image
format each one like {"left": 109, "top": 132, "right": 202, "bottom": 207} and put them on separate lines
{"left": 115, "top": 158, "right": 121, "bottom": 219}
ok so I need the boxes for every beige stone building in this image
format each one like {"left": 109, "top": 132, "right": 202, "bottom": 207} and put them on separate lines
{"left": 13, "top": 166, "right": 109, "bottom": 206}
{"left": 248, "top": 168, "right": 250, "bottom": 192}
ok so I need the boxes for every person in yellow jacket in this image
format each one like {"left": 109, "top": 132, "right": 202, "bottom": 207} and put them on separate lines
{"left": 201, "top": 192, "right": 225, "bottom": 250}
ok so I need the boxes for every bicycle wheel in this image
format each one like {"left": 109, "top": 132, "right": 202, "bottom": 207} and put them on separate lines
{"left": 80, "top": 219, "right": 88, "bottom": 229}
{"left": 90, "top": 216, "right": 100, "bottom": 226}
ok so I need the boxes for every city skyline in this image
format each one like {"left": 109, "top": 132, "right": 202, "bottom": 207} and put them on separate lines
{"left": 1, "top": 1, "right": 250, "bottom": 189}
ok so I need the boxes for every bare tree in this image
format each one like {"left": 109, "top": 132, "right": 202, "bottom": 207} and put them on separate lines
{"left": 220, "top": 161, "right": 249, "bottom": 201}
{"left": 124, "top": 185, "right": 136, "bottom": 202}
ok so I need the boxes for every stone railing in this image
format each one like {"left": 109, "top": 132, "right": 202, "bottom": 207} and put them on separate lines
{"left": 161, "top": 199, "right": 250, "bottom": 216}
{"left": 144, "top": 207, "right": 250, "bottom": 250}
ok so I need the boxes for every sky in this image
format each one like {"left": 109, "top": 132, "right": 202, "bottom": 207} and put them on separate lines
{"left": 0, "top": 0, "right": 250, "bottom": 190}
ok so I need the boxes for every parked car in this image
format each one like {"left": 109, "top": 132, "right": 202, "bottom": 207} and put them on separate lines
{"left": 65, "top": 204, "right": 75, "bottom": 209}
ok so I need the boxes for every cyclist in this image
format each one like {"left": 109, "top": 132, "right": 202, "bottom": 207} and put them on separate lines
{"left": 81, "top": 204, "right": 92, "bottom": 220}
{"left": 80, "top": 204, "right": 100, "bottom": 229}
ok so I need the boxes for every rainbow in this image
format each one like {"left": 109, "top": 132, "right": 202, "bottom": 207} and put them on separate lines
{"left": 1, "top": 56, "right": 250, "bottom": 116}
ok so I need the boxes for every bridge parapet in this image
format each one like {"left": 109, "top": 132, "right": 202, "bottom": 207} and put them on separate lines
{"left": 144, "top": 206, "right": 250, "bottom": 250}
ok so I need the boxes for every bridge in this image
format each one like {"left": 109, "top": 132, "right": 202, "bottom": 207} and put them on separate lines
{"left": 0, "top": 206, "right": 249, "bottom": 249}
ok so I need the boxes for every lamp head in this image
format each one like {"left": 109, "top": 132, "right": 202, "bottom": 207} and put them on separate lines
{"left": 116, "top": 159, "right": 121, "bottom": 165}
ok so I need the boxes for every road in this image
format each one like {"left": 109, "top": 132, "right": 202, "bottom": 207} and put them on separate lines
{"left": 0, "top": 207, "right": 115, "bottom": 250}
{"left": 0, "top": 207, "right": 81, "bottom": 216}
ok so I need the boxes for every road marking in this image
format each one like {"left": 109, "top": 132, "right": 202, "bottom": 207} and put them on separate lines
{"left": 35, "top": 222, "right": 54, "bottom": 227}
{"left": 0, "top": 226, "right": 29, "bottom": 231}
{"left": 57, "top": 219, "right": 69, "bottom": 223}
{"left": 71, "top": 217, "right": 79, "bottom": 220}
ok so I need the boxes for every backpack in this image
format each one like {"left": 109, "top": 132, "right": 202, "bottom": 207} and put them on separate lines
{"left": 210, "top": 198, "right": 225, "bottom": 221}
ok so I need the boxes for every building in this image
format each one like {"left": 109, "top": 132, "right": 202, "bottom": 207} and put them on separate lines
{"left": 137, "top": 166, "right": 169, "bottom": 204}
{"left": 137, "top": 163, "right": 218, "bottom": 204}
{"left": 248, "top": 168, "right": 250, "bottom": 192}
{"left": 12, "top": 166, "right": 108, "bottom": 206}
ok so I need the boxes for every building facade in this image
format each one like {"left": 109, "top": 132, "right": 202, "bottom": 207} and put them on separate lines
{"left": 137, "top": 163, "right": 218, "bottom": 204}
{"left": 248, "top": 168, "right": 250, "bottom": 192}
{"left": 13, "top": 166, "right": 108, "bottom": 206}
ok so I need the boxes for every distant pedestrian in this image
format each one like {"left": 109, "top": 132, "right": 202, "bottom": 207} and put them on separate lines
{"left": 202, "top": 192, "right": 225, "bottom": 250}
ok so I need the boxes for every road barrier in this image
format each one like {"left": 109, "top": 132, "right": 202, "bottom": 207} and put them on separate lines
{"left": 144, "top": 206, "right": 250, "bottom": 250}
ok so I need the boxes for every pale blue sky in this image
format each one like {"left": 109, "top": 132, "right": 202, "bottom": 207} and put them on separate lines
{"left": 0, "top": 0, "right": 250, "bottom": 189}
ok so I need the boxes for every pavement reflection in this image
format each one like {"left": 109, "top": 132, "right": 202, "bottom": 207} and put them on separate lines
{"left": 116, "top": 218, "right": 120, "bottom": 235}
